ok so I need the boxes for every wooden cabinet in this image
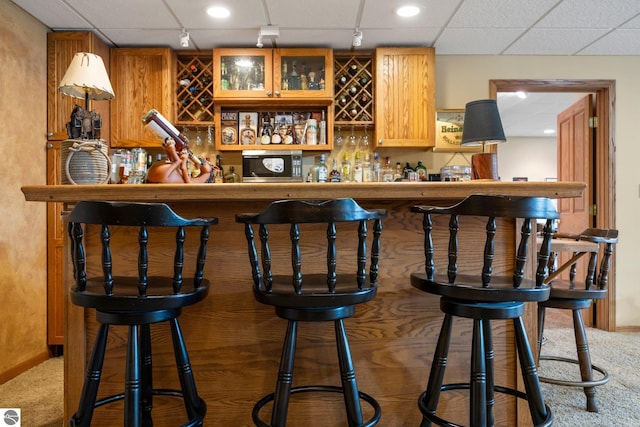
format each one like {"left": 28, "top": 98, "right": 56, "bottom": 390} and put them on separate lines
{"left": 374, "top": 47, "right": 435, "bottom": 147}
{"left": 213, "top": 48, "right": 333, "bottom": 101}
{"left": 213, "top": 48, "right": 334, "bottom": 151}
{"left": 110, "top": 48, "right": 176, "bottom": 147}
{"left": 47, "top": 32, "right": 111, "bottom": 142}
{"left": 46, "top": 31, "right": 111, "bottom": 347}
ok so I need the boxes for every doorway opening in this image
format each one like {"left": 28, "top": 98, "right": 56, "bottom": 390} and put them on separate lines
{"left": 490, "top": 79, "right": 616, "bottom": 331}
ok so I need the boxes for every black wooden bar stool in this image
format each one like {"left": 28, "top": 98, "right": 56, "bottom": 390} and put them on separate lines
{"left": 65, "top": 201, "right": 217, "bottom": 426}
{"left": 410, "top": 195, "right": 558, "bottom": 427}
{"left": 537, "top": 228, "right": 618, "bottom": 413}
{"left": 236, "top": 199, "right": 386, "bottom": 427}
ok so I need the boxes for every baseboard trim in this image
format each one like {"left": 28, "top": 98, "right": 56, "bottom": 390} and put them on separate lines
{"left": 0, "top": 350, "right": 50, "bottom": 385}
{"left": 615, "top": 325, "right": 640, "bottom": 333}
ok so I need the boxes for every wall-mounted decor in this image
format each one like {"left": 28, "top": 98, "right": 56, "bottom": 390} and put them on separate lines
{"left": 432, "top": 109, "right": 483, "bottom": 152}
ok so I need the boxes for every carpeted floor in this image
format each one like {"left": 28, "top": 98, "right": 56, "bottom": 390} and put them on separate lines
{"left": 0, "top": 326, "right": 638, "bottom": 426}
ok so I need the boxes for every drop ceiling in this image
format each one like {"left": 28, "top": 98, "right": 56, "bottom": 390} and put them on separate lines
{"left": 12, "top": 0, "right": 636, "bottom": 136}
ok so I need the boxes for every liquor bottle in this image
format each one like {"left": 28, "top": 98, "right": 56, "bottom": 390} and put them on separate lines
{"left": 358, "top": 94, "right": 369, "bottom": 106}
{"left": 281, "top": 62, "right": 289, "bottom": 90}
{"left": 359, "top": 75, "right": 369, "bottom": 86}
{"left": 259, "top": 114, "right": 272, "bottom": 145}
{"left": 348, "top": 64, "right": 358, "bottom": 76}
{"left": 341, "top": 152, "right": 352, "bottom": 182}
{"left": 240, "top": 114, "right": 256, "bottom": 145}
{"left": 337, "top": 74, "right": 347, "bottom": 86}
{"left": 415, "top": 160, "right": 428, "bottom": 181}
{"left": 382, "top": 157, "right": 394, "bottom": 182}
{"left": 190, "top": 64, "right": 199, "bottom": 75}
{"left": 224, "top": 166, "right": 240, "bottom": 183}
{"left": 349, "top": 85, "right": 358, "bottom": 95}
{"left": 289, "top": 60, "right": 300, "bottom": 90}
{"left": 319, "top": 111, "right": 327, "bottom": 145}
{"left": 315, "top": 154, "right": 328, "bottom": 183}
{"left": 214, "top": 155, "right": 224, "bottom": 183}
{"left": 372, "top": 152, "right": 382, "bottom": 182}
{"left": 394, "top": 162, "right": 403, "bottom": 181}
{"left": 352, "top": 151, "right": 363, "bottom": 183}
{"left": 403, "top": 162, "right": 415, "bottom": 179}
{"left": 329, "top": 158, "right": 341, "bottom": 182}
{"left": 220, "top": 58, "right": 230, "bottom": 90}
{"left": 362, "top": 152, "right": 373, "bottom": 182}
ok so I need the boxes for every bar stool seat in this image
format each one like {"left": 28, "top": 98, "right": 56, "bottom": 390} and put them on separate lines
{"left": 410, "top": 195, "right": 558, "bottom": 427}
{"left": 537, "top": 228, "right": 619, "bottom": 413}
{"left": 65, "top": 201, "right": 217, "bottom": 427}
{"left": 236, "top": 198, "right": 386, "bottom": 427}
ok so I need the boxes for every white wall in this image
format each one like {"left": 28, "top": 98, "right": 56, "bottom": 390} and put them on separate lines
{"left": 435, "top": 55, "right": 640, "bottom": 328}
{"left": 498, "top": 136, "right": 557, "bottom": 182}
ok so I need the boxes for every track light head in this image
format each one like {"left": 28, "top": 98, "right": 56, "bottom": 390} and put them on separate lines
{"left": 179, "top": 29, "right": 190, "bottom": 48}
{"left": 352, "top": 29, "right": 363, "bottom": 47}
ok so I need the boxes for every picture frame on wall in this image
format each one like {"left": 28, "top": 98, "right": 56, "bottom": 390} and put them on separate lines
{"left": 432, "top": 109, "right": 483, "bottom": 152}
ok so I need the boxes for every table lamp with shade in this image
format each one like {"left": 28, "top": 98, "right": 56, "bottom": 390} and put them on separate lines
{"left": 460, "top": 99, "right": 506, "bottom": 180}
{"left": 57, "top": 52, "right": 114, "bottom": 184}
{"left": 58, "top": 52, "right": 114, "bottom": 111}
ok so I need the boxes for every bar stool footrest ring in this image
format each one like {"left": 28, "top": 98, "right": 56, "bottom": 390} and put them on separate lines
{"left": 418, "top": 383, "right": 553, "bottom": 427}
{"left": 252, "top": 384, "right": 382, "bottom": 427}
{"left": 538, "top": 355, "right": 610, "bottom": 387}
{"left": 73, "top": 388, "right": 206, "bottom": 427}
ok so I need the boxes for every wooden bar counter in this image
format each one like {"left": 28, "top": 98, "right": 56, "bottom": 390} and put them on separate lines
{"left": 23, "top": 181, "right": 584, "bottom": 426}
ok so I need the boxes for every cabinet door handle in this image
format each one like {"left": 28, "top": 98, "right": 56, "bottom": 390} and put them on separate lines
{"left": 378, "top": 139, "right": 383, "bottom": 145}
{"left": 274, "top": 91, "right": 281, "bottom": 97}
{"left": 266, "top": 90, "right": 272, "bottom": 97}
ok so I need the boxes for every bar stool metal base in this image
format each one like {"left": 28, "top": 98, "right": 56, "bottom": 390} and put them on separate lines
{"left": 538, "top": 355, "right": 609, "bottom": 387}
{"left": 252, "top": 385, "right": 381, "bottom": 427}
{"left": 418, "top": 384, "right": 554, "bottom": 427}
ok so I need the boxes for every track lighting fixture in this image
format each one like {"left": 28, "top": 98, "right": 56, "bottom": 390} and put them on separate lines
{"left": 352, "top": 28, "right": 363, "bottom": 47}
{"left": 256, "top": 25, "right": 279, "bottom": 48}
{"left": 179, "top": 29, "right": 190, "bottom": 48}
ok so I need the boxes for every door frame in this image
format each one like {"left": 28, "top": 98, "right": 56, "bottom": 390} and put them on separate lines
{"left": 490, "top": 79, "right": 616, "bottom": 331}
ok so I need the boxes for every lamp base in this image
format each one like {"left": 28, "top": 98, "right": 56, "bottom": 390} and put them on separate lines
{"left": 471, "top": 153, "right": 499, "bottom": 180}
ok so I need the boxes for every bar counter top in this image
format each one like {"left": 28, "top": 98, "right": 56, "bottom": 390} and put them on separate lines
{"left": 22, "top": 180, "right": 585, "bottom": 202}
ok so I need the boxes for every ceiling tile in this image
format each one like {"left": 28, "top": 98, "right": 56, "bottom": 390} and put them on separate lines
{"left": 65, "top": 0, "right": 178, "bottom": 29}
{"left": 578, "top": 29, "right": 640, "bottom": 55}
{"left": 535, "top": 0, "right": 640, "bottom": 29}
{"left": 448, "top": 0, "right": 560, "bottom": 28}
{"left": 13, "top": 0, "right": 92, "bottom": 29}
{"left": 360, "top": 0, "right": 457, "bottom": 28}
{"left": 167, "top": 0, "right": 267, "bottom": 29}
{"left": 265, "top": 0, "right": 359, "bottom": 28}
{"left": 504, "top": 28, "right": 611, "bottom": 55}
{"left": 436, "top": 28, "right": 525, "bottom": 54}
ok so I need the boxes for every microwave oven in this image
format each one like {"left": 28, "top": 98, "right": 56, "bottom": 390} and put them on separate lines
{"left": 242, "top": 150, "right": 304, "bottom": 183}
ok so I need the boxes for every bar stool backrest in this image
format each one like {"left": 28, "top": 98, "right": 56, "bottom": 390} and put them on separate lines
{"left": 236, "top": 198, "right": 387, "bottom": 300}
{"left": 412, "top": 195, "right": 561, "bottom": 298}
{"left": 64, "top": 201, "right": 218, "bottom": 299}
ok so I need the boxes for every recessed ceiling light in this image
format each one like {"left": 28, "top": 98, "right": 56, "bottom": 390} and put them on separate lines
{"left": 396, "top": 5, "right": 420, "bottom": 17}
{"left": 207, "top": 6, "right": 230, "bottom": 18}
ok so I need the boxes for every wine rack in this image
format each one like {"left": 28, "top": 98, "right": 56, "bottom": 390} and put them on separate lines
{"left": 176, "top": 52, "right": 214, "bottom": 124}
{"left": 333, "top": 52, "right": 374, "bottom": 126}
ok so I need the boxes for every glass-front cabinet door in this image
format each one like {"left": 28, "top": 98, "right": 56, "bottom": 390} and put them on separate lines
{"left": 213, "top": 48, "right": 273, "bottom": 99}
{"left": 213, "top": 48, "right": 333, "bottom": 101}
{"left": 273, "top": 48, "right": 334, "bottom": 100}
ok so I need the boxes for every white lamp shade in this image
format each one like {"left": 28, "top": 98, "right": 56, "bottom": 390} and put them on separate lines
{"left": 58, "top": 52, "right": 115, "bottom": 101}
